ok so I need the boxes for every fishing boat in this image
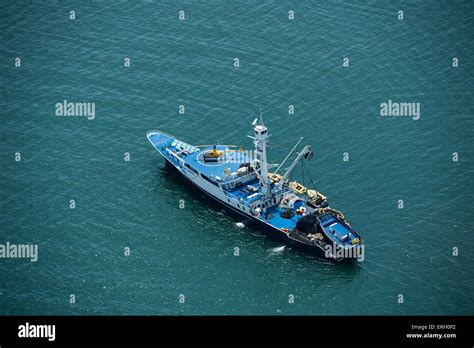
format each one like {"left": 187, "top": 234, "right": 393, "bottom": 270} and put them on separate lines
{"left": 146, "top": 116, "right": 363, "bottom": 261}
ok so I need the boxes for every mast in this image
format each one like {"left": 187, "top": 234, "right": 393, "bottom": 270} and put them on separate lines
{"left": 249, "top": 113, "right": 271, "bottom": 196}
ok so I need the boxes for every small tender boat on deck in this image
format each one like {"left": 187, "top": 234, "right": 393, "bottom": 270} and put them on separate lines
{"left": 146, "top": 116, "right": 363, "bottom": 261}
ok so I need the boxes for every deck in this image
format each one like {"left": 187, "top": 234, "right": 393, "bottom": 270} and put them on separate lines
{"left": 265, "top": 205, "right": 303, "bottom": 230}
{"left": 224, "top": 178, "right": 261, "bottom": 203}
{"left": 147, "top": 131, "right": 253, "bottom": 179}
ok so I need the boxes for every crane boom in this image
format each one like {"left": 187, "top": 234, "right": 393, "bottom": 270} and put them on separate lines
{"left": 277, "top": 145, "right": 313, "bottom": 189}
{"left": 273, "top": 137, "right": 303, "bottom": 175}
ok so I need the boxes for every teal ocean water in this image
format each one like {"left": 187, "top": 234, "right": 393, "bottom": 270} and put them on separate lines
{"left": 1, "top": 0, "right": 473, "bottom": 315}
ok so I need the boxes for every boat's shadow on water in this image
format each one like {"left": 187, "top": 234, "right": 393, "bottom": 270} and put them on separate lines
{"left": 153, "top": 163, "right": 363, "bottom": 272}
